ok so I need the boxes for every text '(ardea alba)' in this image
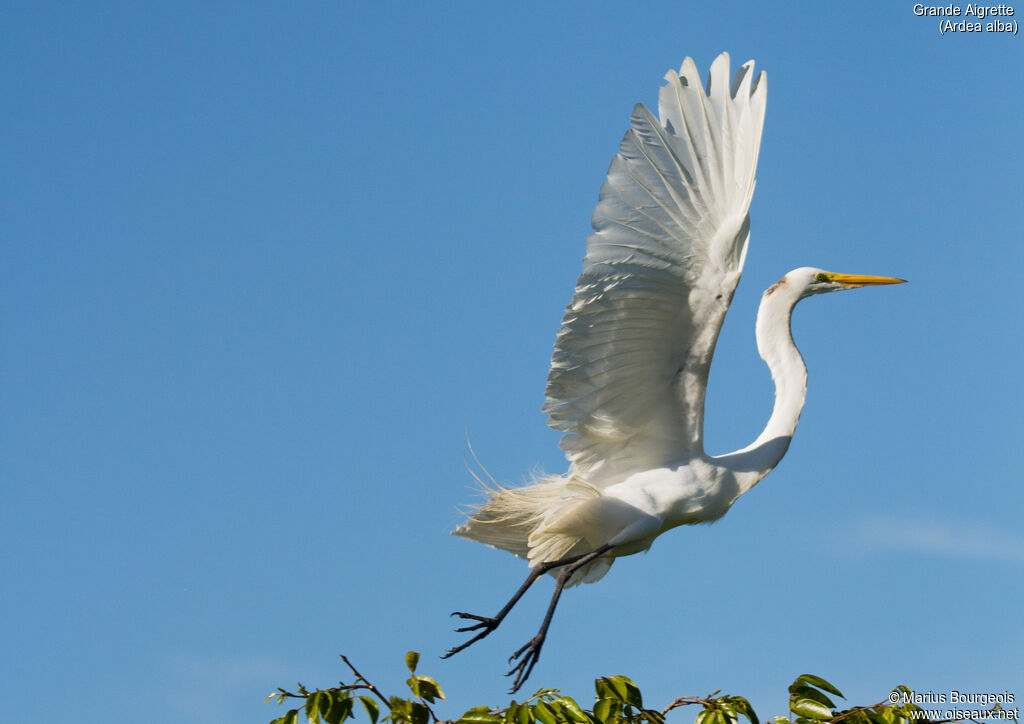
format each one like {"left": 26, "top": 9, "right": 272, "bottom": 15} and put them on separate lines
{"left": 445, "top": 53, "right": 904, "bottom": 691}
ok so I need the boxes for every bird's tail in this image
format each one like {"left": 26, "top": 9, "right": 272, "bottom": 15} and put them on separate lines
{"left": 452, "top": 473, "right": 566, "bottom": 560}
{"left": 452, "top": 455, "right": 613, "bottom": 586}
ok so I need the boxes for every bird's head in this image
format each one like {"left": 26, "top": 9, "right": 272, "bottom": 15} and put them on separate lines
{"left": 772, "top": 266, "right": 906, "bottom": 299}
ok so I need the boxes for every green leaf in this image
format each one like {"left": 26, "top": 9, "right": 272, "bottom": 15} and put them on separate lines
{"left": 517, "top": 703, "right": 535, "bottom": 724}
{"left": 532, "top": 702, "right": 560, "bottom": 724}
{"left": 390, "top": 696, "right": 411, "bottom": 723}
{"left": 602, "top": 677, "right": 643, "bottom": 709}
{"left": 359, "top": 697, "right": 380, "bottom": 724}
{"left": 283, "top": 711, "right": 300, "bottom": 724}
{"left": 728, "top": 698, "right": 759, "bottom": 724}
{"left": 458, "top": 706, "right": 503, "bottom": 724}
{"left": 553, "top": 697, "right": 589, "bottom": 723}
{"left": 411, "top": 702, "right": 430, "bottom": 724}
{"left": 719, "top": 704, "right": 739, "bottom": 724}
{"left": 794, "top": 675, "right": 844, "bottom": 699}
{"left": 642, "top": 710, "right": 665, "bottom": 724}
{"left": 319, "top": 694, "right": 334, "bottom": 719}
{"left": 593, "top": 699, "right": 616, "bottom": 722}
{"left": 323, "top": 695, "right": 342, "bottom": 724}
{"left": 415, "top": 676, "right": 445, "bottom": 704}
{"left": 307, "top": 692, "right": 323, "bottom": 724}
{"left": 790, "top": 698, "right": 834, "bottom": 721}
{"left": 326, "top": 695, "right": 353, "bottom": 724}
{"left": 790, "top": 686, "right": 836, "bottom": 710}
{"left": 405, "top": 652, "right": 420, "bottom": 674}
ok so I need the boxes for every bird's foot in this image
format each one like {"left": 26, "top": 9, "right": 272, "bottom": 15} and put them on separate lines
{"left": 442, "top": 611, "right": 500, "bottom": 658}
{"left": 505, "top": 634, "right": 543, "bottom": 693}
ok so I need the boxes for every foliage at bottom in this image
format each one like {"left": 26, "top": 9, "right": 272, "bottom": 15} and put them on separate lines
{"left": 266, "top": 652, "right": 1017, "bottom": 724}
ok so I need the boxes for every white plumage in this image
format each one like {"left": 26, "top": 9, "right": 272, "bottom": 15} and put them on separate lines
{"left": 446, "top": 53, "right": 904, "bottom": 692}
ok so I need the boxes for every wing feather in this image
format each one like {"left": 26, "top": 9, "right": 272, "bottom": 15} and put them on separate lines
{"left": 543, "top": 53, "right": 766, "bottom": 484}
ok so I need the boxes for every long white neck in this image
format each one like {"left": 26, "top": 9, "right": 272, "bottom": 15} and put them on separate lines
{"left": 717, "top": 281, "right": 808, "bottom": 494}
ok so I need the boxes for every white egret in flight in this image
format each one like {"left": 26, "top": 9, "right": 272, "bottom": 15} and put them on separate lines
{"left": 445, "top": 53, "right": 904, "bottom": 691}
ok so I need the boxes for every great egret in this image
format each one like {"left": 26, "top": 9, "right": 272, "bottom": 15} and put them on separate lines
{"left": 445, "top": 53, "right": 904, "bottom": 691}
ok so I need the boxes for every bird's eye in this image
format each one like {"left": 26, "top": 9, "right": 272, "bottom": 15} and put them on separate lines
{"left": 814, "top": 273, "right": 830, "bottom": 283}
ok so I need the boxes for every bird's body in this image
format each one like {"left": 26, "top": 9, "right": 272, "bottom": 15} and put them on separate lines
{"left": 446, "top": 53, "right": 904, "bottom": 691}
{"left": 458, "top": 449, "right": 739, "bottom": 576}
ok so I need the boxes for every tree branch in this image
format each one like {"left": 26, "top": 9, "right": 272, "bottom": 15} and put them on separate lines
{"left": 340, "top": 655, "right": 392, "bottom": 710}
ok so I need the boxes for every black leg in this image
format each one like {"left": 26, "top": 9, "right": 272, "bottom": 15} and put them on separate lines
{"left": 505, "top": 543, "right": 613, "bottom": 693}
{"left": 442, "top": 564, "right": 546, "bottom": 658}
{"left": 443, "top": 544, "right": 614, "bottom": 661}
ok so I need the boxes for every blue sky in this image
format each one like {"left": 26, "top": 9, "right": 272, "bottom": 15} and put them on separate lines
{"left": 3, "top": 3, "right": 1021, "bottom": 723}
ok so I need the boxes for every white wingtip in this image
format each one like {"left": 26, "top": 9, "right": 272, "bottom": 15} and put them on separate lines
{"left": 707, "top": 52, "right": 731, "bottom": 97}
{"left": 671, "top": 53, "right": 766, "bottom": 102}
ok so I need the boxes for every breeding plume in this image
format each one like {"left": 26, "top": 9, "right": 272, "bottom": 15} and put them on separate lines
{"left": 445, "top": 53, "right": 903, "bottom": 691}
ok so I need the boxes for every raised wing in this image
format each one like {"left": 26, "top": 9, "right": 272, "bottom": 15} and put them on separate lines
{"left": 543, "top": 53, "right": 767, "bottom": 484}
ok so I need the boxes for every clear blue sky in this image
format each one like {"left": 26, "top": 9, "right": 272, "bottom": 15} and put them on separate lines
{"left": 3, "top": 3, "right": 1021, "bottom": 723}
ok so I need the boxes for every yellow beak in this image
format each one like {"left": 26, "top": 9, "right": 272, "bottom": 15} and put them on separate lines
{"left": 827, "top": 273, "right": 907, "bottom": 289}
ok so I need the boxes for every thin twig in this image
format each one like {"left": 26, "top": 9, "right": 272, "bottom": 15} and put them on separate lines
{"left": 340, "top": 655, "right": 392, "bottom": 709}
{"left": 663, "top": 696, "right": 715, "bottom": 715}
{"left": 829, "top": 700, "right": 891, "bottom": 724}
